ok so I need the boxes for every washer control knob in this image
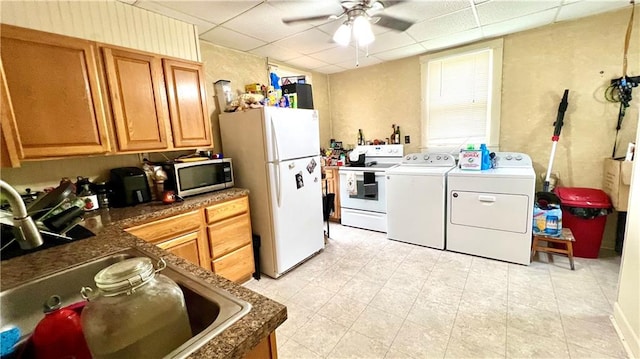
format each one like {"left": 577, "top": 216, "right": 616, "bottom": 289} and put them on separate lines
{"left": 412, "top": 155, "right": 418, "bottom": 160}
{"left": 406, "top": 155, "right": 411, "bottom": 160}
{"left": 515, "top": 155, "right": 523, "bottom": 161}
{"left": 506, "top": 155, "right": 513, "bottom": 160}
{"left": 424, "top": 155, "right": 430, "bottom": 160}
{"left": 444, "top": 155, "right": 449, "bottom": 160}
{"left": 436, "top": 155, "right": 442, "bottom": 160}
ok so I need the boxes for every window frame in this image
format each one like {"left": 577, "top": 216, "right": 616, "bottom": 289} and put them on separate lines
{"left": 420, "top": 38, "right": 503, "bottom": 152}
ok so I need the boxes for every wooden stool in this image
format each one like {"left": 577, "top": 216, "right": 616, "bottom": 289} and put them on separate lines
{"left": 531, "top": 228, "right": 576, "bottom": 270}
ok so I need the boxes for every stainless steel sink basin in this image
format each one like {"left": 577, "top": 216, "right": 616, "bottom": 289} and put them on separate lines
{"left": 0, "top": 247, "right": 251, "bottom": 358}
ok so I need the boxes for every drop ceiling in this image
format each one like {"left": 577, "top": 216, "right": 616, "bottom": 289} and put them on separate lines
{"left": 130, "top": 0, "right": 632, "bottom": 74}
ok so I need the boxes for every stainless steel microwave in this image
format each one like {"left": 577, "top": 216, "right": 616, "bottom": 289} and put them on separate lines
{"left": 162, "top": 159, "right": 234, "bottom": 198}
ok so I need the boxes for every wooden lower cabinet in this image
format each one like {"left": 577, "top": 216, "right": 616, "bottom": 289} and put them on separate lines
{"left": 206, "top": 196, "right": 255, "bottom": 283}
{"left": 244, "top": 332, "right": 278, "bottom": 359}
{"left": 322, "top": 167, "right": 341, "bottom": 222}
{"left": 125, "top": 195, "right": 255, "bottom": 283}
{"left": 125, "top": 210, "right": 210, "bottom": 271}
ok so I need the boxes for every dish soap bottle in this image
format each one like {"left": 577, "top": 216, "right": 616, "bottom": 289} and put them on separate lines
{"left": 78, "top": 181, "right": 99, "bottom": 212}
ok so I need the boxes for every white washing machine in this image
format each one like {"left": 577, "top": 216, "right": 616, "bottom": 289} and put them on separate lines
{"left": 446, "top": 152, "right": 535, "bottom": 265}
{"left": 386, "top": 153, "right": 456, "bottom": 249}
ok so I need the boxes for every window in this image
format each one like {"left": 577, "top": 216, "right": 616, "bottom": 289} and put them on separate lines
{"left": 420, "top": 39, "right": 503, "bottom": 152}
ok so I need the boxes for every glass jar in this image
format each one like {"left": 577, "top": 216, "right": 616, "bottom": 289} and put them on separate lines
{"left": 80, "top": 257, "right": 192, "bottom": 359}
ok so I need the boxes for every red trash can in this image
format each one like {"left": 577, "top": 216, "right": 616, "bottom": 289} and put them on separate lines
{"left": 554, "top": 187, "right": 612, "bottom": 258}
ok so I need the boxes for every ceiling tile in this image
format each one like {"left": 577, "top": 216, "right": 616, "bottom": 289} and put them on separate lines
{"left": 407, "top": 8, "right": 478, "bottom": 42}
{"left": 315, "top": 64, "right": 348, "bottom": 74}
{"left": 200, "top": 26, "right": 266, "bottom": 52}
{"left": 149, "top": 0, "right": 261, "bottom": 24}
{"left": 223, "top": 3, "right": 312, "bottom": 43}
{"left": 273, "top": 28, "right": 338, "bottom": 55}
{"left": 309, "top": 46, "right": 357, "bottom": 63}
{"left": 249, "top": 43, "right": 302, "bottom": 62}
{"left": 285, "top": 55, "right": 330, "bottom": 70}
{"left": 336, "top": 55, "right": 384, "bottom": 70}
{"left": 269, "top": 0, "right": 344, "bottom": 23}
{"left": 367, "top": 31, "right": 416, "bottom": 54}
{"left": 420, "top": 28, "right": 483, "bottom": 52}
{"left": 374, "top": 43, "right": 426, "bottom": 61}
{"left": 555, "top": 0, "right": 630, "bottom": 22}
{"left": 481, "top": 8, "right": 557, "bottom": 38}
{"left": 381, "top": 0, "right": 471, "bottom": 23}
{"left": 476, "top": 0, "right": 562, "bottom": 26}
{"left": 134, "top": 0, "right": 216, "bottom": 34}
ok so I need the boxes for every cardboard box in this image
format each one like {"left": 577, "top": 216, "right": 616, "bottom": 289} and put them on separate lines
{"left": 459, "top": 150, "right": 482, "bottom": 170}
{"left": 602, "top": 158, "right": 633, "bottom": 211}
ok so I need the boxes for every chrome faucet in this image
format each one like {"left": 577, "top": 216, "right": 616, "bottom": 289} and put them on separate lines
{"left": 0, "top": 180, "right": 43, "bottom": 249}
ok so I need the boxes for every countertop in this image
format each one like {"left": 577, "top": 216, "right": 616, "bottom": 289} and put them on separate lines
{"left": 0, "top": 188, "right": 287, "bottom": 359}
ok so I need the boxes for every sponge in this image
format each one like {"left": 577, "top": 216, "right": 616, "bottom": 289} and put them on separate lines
{"left": 0, "top": 326, "right": 21, "bottom": 357}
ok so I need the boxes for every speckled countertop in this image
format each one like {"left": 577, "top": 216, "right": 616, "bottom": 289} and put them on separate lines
{"left": 0, "top": 188, "right": 287, "bottom": 359}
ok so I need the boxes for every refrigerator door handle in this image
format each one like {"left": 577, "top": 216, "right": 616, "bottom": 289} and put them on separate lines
{"left": 277, "top": 164, "right": 283, "bottom": 207}
{"left": 271, "top": 117, "right": 280, "bottom": 163}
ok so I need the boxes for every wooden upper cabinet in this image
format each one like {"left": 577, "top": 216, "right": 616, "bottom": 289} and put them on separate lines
{"left": 0, "top": 25, "right": 110, "bottom": 159}
{"left": 1, "top": 61, "right": 22, "bottom": 168}
{"left": 163, "top": 59, "right": 212, "bottom": 148}
{"left": 102, "top": 47, "right": 169, "bottom": 151}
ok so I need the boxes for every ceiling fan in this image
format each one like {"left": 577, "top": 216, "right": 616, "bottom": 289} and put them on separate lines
{"left": 282, "top": 0, "right": 414, "bottom": 34}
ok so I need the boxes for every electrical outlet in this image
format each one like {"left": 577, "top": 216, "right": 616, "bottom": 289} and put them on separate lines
{"left": 404, "top": 135, "right": 410, "bottom": 144}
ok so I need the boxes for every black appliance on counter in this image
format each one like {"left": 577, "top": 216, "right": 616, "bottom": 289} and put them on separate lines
{"left": 109, "top": 167, "right": 151, "bottom": 207}
{"left": 282, "top": 83, "right": 314, "bottom": 109}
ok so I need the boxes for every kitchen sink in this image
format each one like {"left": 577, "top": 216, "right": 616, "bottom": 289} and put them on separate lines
{"left": 0, "top": 247, "right": 251, "bottom": 358}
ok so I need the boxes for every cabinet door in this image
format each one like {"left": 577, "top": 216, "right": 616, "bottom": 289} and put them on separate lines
{"left": 0, "top": 25, "right": 110, "bottom": 158}
{"left": 163, "top": 59, "right": 212, "bottom": 148}
{"left": 157, "top": 230, "right": 210, "bottom": 270}
{"left": 102, "top": 47, "right": 169, "bottom": 151}
{"left": 212, "top": 244, "right": 255, "bottom": 283}
{"left": 0, "top": 61, "right": 22, "bottom": 168}
{"left": 208, "top": 213, "right": 252, "bottom": 259}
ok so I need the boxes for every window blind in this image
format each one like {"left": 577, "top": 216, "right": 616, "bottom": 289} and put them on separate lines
{"left": 426, "top": 49, "right": 492, "bottom": 148}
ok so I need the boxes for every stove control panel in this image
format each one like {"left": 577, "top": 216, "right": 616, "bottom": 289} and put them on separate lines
{"left": 401, "top": 153, "right": 456, "bottom": 166}
{"left": 352, "top": 144, "right": 404, "bottom": 158}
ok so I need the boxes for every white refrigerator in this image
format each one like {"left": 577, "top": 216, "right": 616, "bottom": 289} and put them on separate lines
{"left": 220, "top": 107, "right": 324, "bottom": 278}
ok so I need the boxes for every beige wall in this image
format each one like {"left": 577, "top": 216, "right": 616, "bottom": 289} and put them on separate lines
{"left": 329, "top": 6, "right": 639, "bottom": 249}
{"left": 329, "top": 56, "right": 422, "bottom": 152}
{"left": 198, "top": 40, "right": 332, "bottom": 153}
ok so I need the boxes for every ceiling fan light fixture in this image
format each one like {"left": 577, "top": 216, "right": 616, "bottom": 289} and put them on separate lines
{"left": 333, "top": 22, "right": 352, "bottom": 46}
{"left": 353, "top": 15, "right": 375, "bottom": 46}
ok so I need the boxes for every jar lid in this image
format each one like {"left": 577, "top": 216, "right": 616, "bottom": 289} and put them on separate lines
{"left": 94, "top": 257, "right": 155, "bottom": 293}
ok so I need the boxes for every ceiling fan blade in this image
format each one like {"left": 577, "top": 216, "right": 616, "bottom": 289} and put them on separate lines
{"left": 372, "top": 14, "right": 413, "bottom": 31}
{"left": 282, "top": 14, "right": 338, "bottom": 25}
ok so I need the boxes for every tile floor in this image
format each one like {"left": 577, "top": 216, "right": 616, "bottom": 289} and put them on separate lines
{"left": 243, "top": 224, "right": 628, "bottom": 359}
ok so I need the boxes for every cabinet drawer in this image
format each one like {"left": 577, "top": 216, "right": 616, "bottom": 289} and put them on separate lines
{"left": 126, "top": 210, "right": 201, "bottom": 243}
{"left": 208, "top": 213, "right": 252, "bottom": 259}
{"left": 212, "top": 244, "right": 254, "bottom": 283}
{"left": 324, "top": 168, "right": 335, "bottom": 179}
{"left": 205, "top": 196, "right": 248, "bottom": 223}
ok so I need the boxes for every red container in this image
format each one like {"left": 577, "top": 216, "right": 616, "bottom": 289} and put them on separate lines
{"left": 554, "top": 187, "right": 611, "bottom": 258}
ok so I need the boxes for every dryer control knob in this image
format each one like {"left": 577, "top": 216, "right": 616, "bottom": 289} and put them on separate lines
{"left": 436, "top": 156, "right": 442, "bottom": 160}
{"left": 406, "top": 155, "right": 411, "bottom": 160}
{"left": 424, "top": 155, "right": 430, "bottom": 160}
{"left": 412, "top": 155, "right": 418, "bottom": 160}
{"left": 515, "top": 155, "right": 523, "bottom": 161}
{"left": 506, "top": 155, "right": 513, "bottom": 160}
{"left": 444, "top": 156, "right": 449, "bottom": 160}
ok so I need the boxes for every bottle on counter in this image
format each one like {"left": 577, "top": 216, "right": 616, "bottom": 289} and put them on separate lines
{"left": 395, "top": 126, "right": 401, "bottom": 144}
{"left": 358, "top": 129, "right": 364, "bottom": 146}
{"left": 78, "top": 183, "right": 99, "bottom": 212}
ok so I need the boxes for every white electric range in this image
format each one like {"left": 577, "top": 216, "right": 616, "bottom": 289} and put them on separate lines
{"left": 339, "top": 145, "right": 404, "bottom": 232}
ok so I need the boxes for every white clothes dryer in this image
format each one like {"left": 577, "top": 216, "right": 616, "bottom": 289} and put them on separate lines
{"left": 386, "top": 153, "right": 456, "bottom": 249}
{"left": 446, "top": 152, "right": 535, "bottom": 265}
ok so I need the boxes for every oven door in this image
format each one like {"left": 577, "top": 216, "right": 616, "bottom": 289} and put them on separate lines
{"left": 339, "top": 170, "right": 386, "bottom": 213}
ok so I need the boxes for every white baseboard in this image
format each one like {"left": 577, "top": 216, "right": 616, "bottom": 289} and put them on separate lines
{"left": 612, "top": 302, "right": 639, "bottom": 358}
